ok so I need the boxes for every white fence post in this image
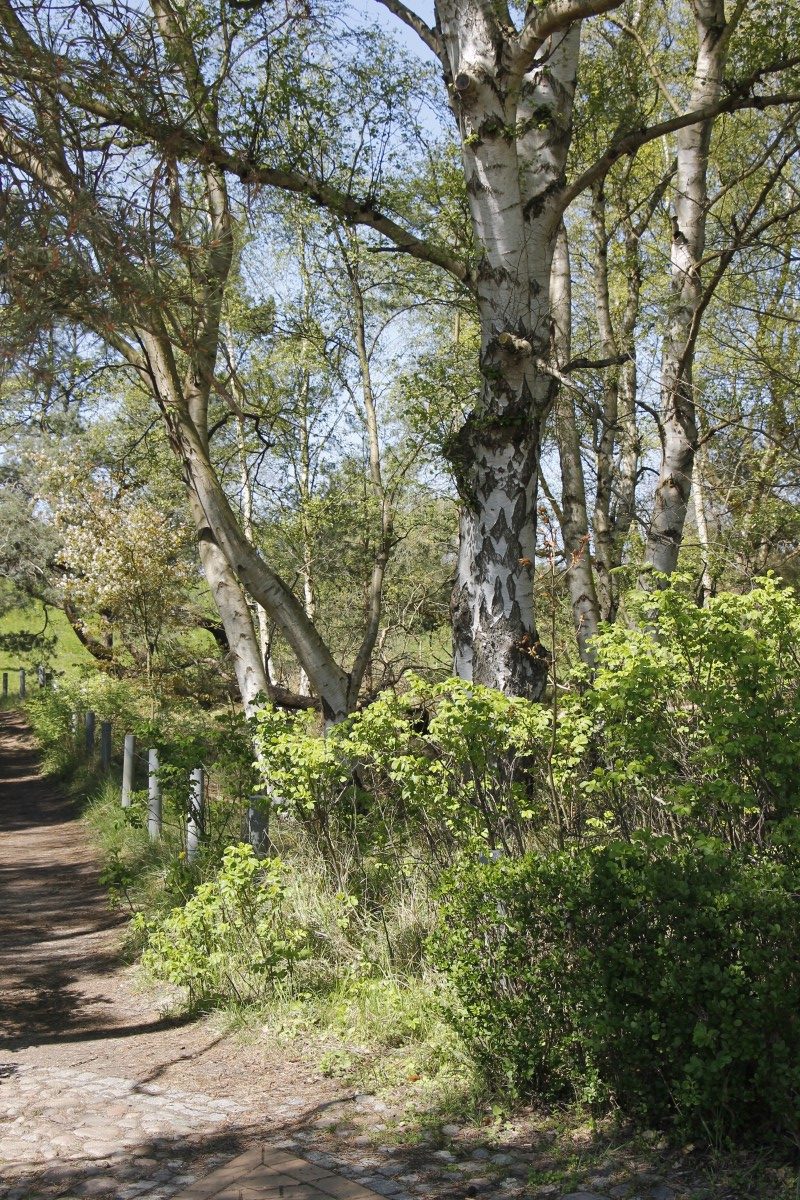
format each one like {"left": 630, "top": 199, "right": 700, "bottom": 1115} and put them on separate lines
{"left": 121, "top": 734, "right": 135, "bottom": 806}
{"left": 187, "top": 767, "right": 205, "bottom": 862}
{"left": 18, "top": 669, "right": 25, "bottom": 699}
{"left": 148, "top": 750, "right": 162, "bottom": 840}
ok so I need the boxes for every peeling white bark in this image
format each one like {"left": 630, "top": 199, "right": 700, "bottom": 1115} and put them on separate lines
{"left": 437, "top": 4, "right": 600, "bottom": 696}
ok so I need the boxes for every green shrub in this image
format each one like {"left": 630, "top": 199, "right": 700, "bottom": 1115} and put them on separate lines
{"left": 562, "top": 576, "right": 800, "bottom": 845}
{"left": 432, "top": 838, "right": 800, "bottom": 1141}
{"left": 254, "top": 676, "right": 553, "bottom": 870}
{"left": 135, "top": 843, "right": 309, "bottom": 1006}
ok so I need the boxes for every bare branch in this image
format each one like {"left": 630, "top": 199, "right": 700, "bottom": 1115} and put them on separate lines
{"left": 372, "top": 0, "right": 442, "bottom": 57}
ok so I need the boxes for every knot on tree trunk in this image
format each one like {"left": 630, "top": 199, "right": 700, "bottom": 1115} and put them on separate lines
{"left": 497, "top": 331, "right": 533, "bottom": 356}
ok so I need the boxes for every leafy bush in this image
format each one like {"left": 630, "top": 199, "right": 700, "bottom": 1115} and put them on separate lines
{"left": 254, "top": 579, "right": 800, "bottom": 866}
{"left": 135, "top": 844, "right": 309, "bottom": 1005}
{"left": 562, "top": 577, "right": 800, "bottom": 847}
{"left": 254, "top": 676, "right": 553, "bottom": 869}
{"left": 432, "top": 838, "right": 800, "bottom": 1141}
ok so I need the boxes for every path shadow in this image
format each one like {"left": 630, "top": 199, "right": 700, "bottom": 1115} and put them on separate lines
{"left": 0, "top": 711, "right": 192, "bottom": 1051}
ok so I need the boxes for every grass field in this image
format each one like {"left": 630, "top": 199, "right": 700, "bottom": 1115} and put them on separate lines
{"left": 0, "top": 597, "right": 95, "bottom": 684}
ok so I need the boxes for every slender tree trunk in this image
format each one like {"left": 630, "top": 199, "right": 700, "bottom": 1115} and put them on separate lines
{"left": 225, "top": 327, "right": 273, "bottom": 677}
{"left": 590, "top": 188, "right": 644, "bottom": 621}
{"left": 344, "top": 238, "right": 394, "bottom": 707}
{"left": 611, "top": 225, "right": 643, "bottom": 588}
{"left": 644, "top": 0, "right": 731, "bottom": 577}
{"left": 590, "top": 183, "right": 622, "bottom": 620}
{"left": 550, "top": 224, "right": 600, "bottom": 662}
{"left": 693, "top": 435, "right": 715, "bottom": 604}
{"left": 297, "top": 373, "right": 316, "bottom": 698}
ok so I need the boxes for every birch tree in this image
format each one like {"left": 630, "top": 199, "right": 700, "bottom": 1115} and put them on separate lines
{"left": 2, "top": 0, "right": 799, "bottom": 699}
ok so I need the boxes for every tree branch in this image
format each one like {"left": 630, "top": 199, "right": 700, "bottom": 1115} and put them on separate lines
{"left": 372, "top": 0, "right": 441, "bottom": 57}
{"left": 564, "top": 351, "right": 633, "bottom": 372}
{"left": 559, "top": 80, "right": 800, "bottom": 212}
{"left": 515, "top": 0, "right": 624, "bottom": 67}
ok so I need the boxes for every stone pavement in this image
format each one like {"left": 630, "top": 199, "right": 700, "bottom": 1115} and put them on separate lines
{"left": 172, "top": 1144, "right": 388, "bottom": 1200}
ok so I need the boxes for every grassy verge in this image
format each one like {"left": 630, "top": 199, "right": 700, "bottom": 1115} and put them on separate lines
{"left": 0, "top": 597, "right": 95, "bottom": 679}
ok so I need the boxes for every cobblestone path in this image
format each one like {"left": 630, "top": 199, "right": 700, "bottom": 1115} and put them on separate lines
{"left": 0, "top": 711, "right": 382, "bottom": 1200}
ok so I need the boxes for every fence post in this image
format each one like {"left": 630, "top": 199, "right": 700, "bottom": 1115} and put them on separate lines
{"left": 18, "top": 669, "right": 25, "bottom": 699}
{"left": 121, "top": 734, "right": 135, "bottom": 807}
{"left": 2, "top": 673, "right": 7, "bottom": 699}
{"left": 148, "top": 749, "right": 161, "bottom": 840}
{"left": 187, "top": 767, "right": 205, "bottom": 862}
{"left": 245, "top": 796, "right": 270, "bottom": 857}
{"left": 100, "top": 721, "right": 112, "bottom": 771}
{"left": 85, "top": 710, "right": 95, "bottom": 755}
{"left": 37, "top": 665, "right": 46, "bottom": 687}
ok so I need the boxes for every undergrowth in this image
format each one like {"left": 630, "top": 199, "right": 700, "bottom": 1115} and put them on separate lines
{"left": 22, "top": 577, "right": 800, "bottom": 1151}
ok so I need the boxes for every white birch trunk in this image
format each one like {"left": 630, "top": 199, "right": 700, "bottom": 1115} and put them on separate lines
{"left": 644, "top": 0, "right": 731, "bottom": 577}
{"left": 693, "top": 439, "right": 715, "bottom": 604}
{"left": 438, "top": 10, "right": 588, "bottom": 697}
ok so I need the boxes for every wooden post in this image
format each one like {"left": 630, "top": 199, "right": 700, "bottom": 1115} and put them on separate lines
{"left": 121, "top": 734, "right": 135, "bottom": 807}
{"left": 2, "top": 673, "right": 7, "bottom": 699}
{"left": 245, "top": 796, "right": 270, "bottom": 857}
{"left": 85, "top": 710, "right": 95, "bottom": 755}
{"left": 18, "top": 669, "right": 25, "bottom": 699}
{"left": 148, "top": 749, "right": 162, "bottom": 840}
{"left": 187, "top": 767, "right": 205, "bottom": 862}
{"left": 37, "top": 665, "right": 46, "bottom": 687}
{"left": 100, "top": 721, "right": 112, "bottom": 771}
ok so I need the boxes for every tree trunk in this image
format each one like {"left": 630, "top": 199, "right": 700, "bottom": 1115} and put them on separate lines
{"left": 440, "top": 16, "right": 587, "bottom": 698}
{"left": 139, "top": 327, "right": 352, "bottom": 719}
{"left": 188, "top": 490, "right": 269, "bottom": 716}
{"left": 550, "top": 224, "right": 600, "bottom": 663}
{"left": 644, "top": 0, "right": 730, "bottom": 577}
{"left": 693, "top": 435, "right": 715, "bottom": 604}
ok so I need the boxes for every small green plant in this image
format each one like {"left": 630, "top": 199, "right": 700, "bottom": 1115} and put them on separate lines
{"left": 135, "top": 843, "right": 310, "bottom": 1006}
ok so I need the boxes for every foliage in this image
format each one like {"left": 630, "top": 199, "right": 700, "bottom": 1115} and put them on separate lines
{"left": 562, "top": 576, "right": 800, "bottom": 848}
{"left": 432, "top": 838, "right": 800, "bottom": 1142}
{"left": 135, "top": 844, "right": 309, "bottom": 1006}
{"left": 255, "top": 578, "right": 800, "bottom": 863}
{"left": 254, "top": 676, "right": 553, "bottom": 870}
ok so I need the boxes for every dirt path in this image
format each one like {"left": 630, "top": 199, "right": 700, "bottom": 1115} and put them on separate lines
{"left": 0, "top": 711, "right": 385, "bottom": 1200}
